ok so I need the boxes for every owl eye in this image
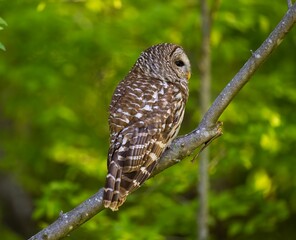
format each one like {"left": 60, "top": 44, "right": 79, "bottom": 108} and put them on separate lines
{"left": 175, "top": 60, "right": 185, "bottom": 67}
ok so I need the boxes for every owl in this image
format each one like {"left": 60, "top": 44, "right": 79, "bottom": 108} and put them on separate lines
{"left": 103, "top": 43, "right": 191, "bottom": 211}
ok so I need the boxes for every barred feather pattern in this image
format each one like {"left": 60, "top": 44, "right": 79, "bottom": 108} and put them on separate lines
{"left": 103, "top": 43, "right": 191, "bottom": 211}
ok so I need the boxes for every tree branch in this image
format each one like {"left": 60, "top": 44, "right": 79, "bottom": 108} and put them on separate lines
{"left": 29, "top": 4, "right": 296, "bottom": 240}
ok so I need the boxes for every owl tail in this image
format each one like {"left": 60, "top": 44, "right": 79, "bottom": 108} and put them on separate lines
{"left": 103, "top": 161, "right": 127, "bottom": 211}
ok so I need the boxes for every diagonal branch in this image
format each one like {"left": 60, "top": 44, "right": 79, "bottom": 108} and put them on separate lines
{"left": 29, "top": 3, "right": 296, "bottom": 240}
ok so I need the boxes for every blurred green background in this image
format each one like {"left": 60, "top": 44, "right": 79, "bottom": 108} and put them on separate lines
{"left": 0, "top": 0, "right": 296, "bottom": 239}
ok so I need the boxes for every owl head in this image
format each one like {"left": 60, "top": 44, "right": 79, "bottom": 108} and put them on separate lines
{"left": 132, "top": 43, "right": 191, "bottom": 83}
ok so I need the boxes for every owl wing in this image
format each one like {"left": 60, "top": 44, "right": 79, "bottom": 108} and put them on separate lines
{"left": 117, "top": 117, "right": 167, "bottom": 191}
{"left": 105, "top": 119, "right": 166, "bottom": 209}
{"left": 104, "top": 78, "right": 183, "bottom": 211}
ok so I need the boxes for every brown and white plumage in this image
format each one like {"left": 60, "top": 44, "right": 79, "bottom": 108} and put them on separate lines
{"left": 103, "top": 43, "right": 191, "bottom": 211}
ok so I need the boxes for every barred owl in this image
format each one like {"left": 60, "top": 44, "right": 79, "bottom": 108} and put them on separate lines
{"left": 103, "top": 43, "right": 191, "bottom": 211}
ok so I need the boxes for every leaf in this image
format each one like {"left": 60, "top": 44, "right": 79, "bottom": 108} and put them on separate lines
{"left": 0, "top": 17, "right": 7, "bottom": 26}
{"left": 0, "top": 42, "right": 6, "bottom": 51}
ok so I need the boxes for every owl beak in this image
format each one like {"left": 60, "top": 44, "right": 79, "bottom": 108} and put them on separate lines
{"left": 186, "top": 72, "right": 191, "bottom": 80}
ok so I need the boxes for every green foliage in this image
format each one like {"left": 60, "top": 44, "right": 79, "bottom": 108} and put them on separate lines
{"left": 0, "top": 0, "right": 296, "bottom": 239}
